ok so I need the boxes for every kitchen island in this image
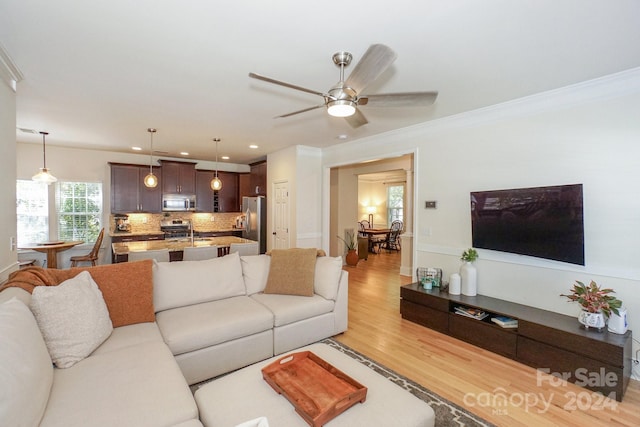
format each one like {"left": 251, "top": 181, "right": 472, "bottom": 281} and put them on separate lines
{"left": 112, "top": 236, "right": 257, "bottom": 262}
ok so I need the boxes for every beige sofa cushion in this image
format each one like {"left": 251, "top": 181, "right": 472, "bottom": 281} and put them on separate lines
{"left": 39, "top": 340, "right": 199, "bottom": 427}
{"left": 156, "top": 295, "right": 274, "bottom": 355}
{"left": 250, "top": 293, "right": 335, "bottom": 327}
{"left": 241, "top": 254, "right": 271, "bottom": 295}
{"left": 30, "top": 271, "right": 113, "bottom": 368}
{"left": 0, "top": 298, "right": 53, "bottom": 427}
{"left": 263, "top": 248, "right": 318, "bottom": 296}
{"left": 154, "top": 252, "right": 246, "bottom": 312}
{"left": 314, "top": 256, "right": 343, "bottom": 301}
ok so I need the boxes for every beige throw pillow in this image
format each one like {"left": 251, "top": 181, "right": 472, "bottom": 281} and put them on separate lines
{"left": 30, "top": 271, "right": 113, "bottom": 368}
{"left": 263, "top": 248, "right": 318, "bottom": 296}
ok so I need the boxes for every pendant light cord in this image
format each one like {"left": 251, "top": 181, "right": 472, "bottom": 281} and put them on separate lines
{"left": 40, "top": 131, "right": 48, "bottom": 169}
{"left": 148, "top": 128, "right": 156, "bottom": 174}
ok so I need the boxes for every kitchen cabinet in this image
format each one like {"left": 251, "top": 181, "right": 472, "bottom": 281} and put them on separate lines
{"left": 217, "top": 171, "right": 239, "bottom": 212}
{"left": 110, "top": 163, "right": 162, "bottom": 213}
{"left": 160, "top": 160, "right": 196, "bottom": 194}
{"left": 238, "top": 173, "right": 251, "bottom": 198}
{"left": 249, "top": 161, "right": 267, "bottom": 196}
{"left": 196, "top": 170, "right": 240, "bottom": 212}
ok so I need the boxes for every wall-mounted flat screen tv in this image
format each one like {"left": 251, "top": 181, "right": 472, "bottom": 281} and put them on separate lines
{"left": 471, "top": 184, "right": 584, "bottom": 265}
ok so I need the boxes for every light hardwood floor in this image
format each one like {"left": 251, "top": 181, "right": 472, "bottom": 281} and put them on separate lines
{"left": 334, "top": 250, "right": 640, "bottom": 427}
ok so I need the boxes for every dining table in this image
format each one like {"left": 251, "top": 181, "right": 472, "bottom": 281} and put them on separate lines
{"left": 18, "top": 240, "right": 84, "bottom": 269}
{"left": 359, "top": 228, "right": 391, "bottom": 253}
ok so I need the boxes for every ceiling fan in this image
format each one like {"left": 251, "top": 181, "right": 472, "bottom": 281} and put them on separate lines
{"left": 249, "top": 44, "right": 438, "bottom": 128}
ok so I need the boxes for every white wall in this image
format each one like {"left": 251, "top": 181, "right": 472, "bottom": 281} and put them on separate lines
{"left": 323, "top": 68, "right": 640, "bottom": 369}
{"left": 0, "top": 69, "right": 17, "bottom": 282}
{"left": 267, "top": 145, "right": 322, "bottom": 250}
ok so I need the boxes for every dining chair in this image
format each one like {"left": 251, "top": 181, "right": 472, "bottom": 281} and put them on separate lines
{"left": 229, "top": 242, "right": 259, "bottom": 256}
{"left": 70, "top": 228, "right": 105, "bottom": 267}
{"left": 357, "top": 221, "right": 369, "bottom": 238}
{"left": 381, "top": 220, "right": 403, "bottom": 252}
{"left": 127, "top": 248, "right": 170, "bottom": 263}
{"left": 183, "top": 245, "right": 219, "bottom": 261}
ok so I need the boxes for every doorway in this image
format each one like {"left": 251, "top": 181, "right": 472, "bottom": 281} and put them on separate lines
{"left": 328, "top": 154, "right": 414, "bottom": 278}
{"left": 272, "top": 180, "right": 290, "bottom": 249}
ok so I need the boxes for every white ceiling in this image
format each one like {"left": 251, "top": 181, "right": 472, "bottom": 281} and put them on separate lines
{"left": 2, "top": 1, "right": 640, "bottom": 164}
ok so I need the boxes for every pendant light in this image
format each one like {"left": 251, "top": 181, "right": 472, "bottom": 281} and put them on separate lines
{"left": 143, "top": 128, "right": 158, "bottom": 188}
{"left": 32, "top": 131, "right": 57, "bottom": 184}
{"left": 210, "top": 138, "right": 223, "bottom": 191}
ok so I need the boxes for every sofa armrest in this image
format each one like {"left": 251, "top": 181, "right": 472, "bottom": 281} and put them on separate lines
{"left": 333, "top": 270, "right": 349, "bottom": 333}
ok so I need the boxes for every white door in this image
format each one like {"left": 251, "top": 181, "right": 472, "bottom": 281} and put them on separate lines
{"left": 273, "top": 181, "right": 290, "bottom": 249}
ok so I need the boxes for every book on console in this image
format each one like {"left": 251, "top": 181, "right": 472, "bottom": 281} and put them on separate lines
{"left": 491, "top": 316, "right": 518, "bottom": 328}
{"left": 454, "top": 306, "right": 489, "bottom": 320}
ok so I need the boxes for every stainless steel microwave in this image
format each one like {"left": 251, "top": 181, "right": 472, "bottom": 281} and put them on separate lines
{"left": 162, "top": 194, "right": 196, "bottom": 212}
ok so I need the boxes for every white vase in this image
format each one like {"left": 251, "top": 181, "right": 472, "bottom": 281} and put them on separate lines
{"left": 578, "top": 309, "right": 606, "bottom": 330}
{"left": 449, "top": 273, "right": 461, "bottom": 295}
{"left": 460, "top": 262, "right": 477, "bottom": 296}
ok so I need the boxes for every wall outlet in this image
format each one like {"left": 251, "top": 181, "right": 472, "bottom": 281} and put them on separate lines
{"left": 9, "top": 236, "right": 16, "bottom": 251}
{"left": 425, "top": 201, "right": 437, "bottom": 209}
{"left": 210, "top": 216, "right": 215, "bottom": 222}
{"left": 142, "top": 216, "right": 148, "bottom": 224}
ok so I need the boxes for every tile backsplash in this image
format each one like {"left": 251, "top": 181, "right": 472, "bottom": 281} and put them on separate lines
{"left": 109, "top": 212, "right": 243, "bottom": 234}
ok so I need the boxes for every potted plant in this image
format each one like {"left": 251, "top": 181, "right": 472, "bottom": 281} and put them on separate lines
{"left": 337, "top": 231, "right": 359, "bottom": 266}
{"left": 561, "top": 280, "right": 622, "bottom": 330}
{"left": 459, "top": 248, "right": 478, "bottom": 296}
{"left": 460, "top": 248, "right": 479, "bottom": 262}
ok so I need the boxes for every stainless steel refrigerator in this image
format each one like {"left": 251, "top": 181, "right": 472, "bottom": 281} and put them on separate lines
{"left": 242, "top": 196, "right": 267, "bottom": 254}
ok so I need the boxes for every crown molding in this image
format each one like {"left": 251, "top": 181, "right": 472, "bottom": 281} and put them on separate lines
{"left": 325, "top": 67, "right": 640, "bottom": 156}
{"left": 0, "top": 42, "right": 23, "bottom": 92}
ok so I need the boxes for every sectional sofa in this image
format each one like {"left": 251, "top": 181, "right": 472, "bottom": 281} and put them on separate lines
{"left": 0, "top": 249, "right": 348, "bottom": 427}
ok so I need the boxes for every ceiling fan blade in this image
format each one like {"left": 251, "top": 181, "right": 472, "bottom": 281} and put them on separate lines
{"left": 359, "top": 91, "right": 438, "bottom": 107}
{"left": 276, "top": 104, "right": 325, "bottom": 118}
{"left": 345, "top": 44, "right": 397, "bottom": 94}
{"left": 249, "top": 72, "right": 325, "bottom": 97}
{"left": 344, "top": 108, "right": 368, "bottom": 128}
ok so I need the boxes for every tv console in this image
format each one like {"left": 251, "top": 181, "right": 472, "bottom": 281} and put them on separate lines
{"left": 400, "top": 283, "right": 632, "bottom": 401}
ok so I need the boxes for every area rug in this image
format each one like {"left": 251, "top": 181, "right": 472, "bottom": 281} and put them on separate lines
{"left": 321, "top": 338, "right": 495, "bottom": 427}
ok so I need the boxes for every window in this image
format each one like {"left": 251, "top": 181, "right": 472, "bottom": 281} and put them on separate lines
{"left": 56, "top": 182, "right": 103, "bottom": 242}
{"left": 387, "top": 184, "right": 404, "bottom": 223}
{"left": 16, "top": 180, "right": 49, "bottom": 245}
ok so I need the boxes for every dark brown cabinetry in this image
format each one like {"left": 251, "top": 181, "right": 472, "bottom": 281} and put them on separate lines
{"left": 195, "top": 170, "right": 240, "bottom": 212}
{"left": 160, "top": 160, "right": 196, "bottom": 194}
{"left": 110, "top": 163, "right": 162, "bottom": 213}
{"left": 238, "top": 173, "right": 251, "bottom": 198}
{"left": 400, "top": 284, "right": 632, "bottom": 401}
{"left": 250, "top": 161, "right": 267, "bottom": 196}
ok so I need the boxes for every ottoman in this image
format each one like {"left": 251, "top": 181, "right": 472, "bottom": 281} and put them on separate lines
{"left": 194, "top": 343, "right": 435, "bottom": 427}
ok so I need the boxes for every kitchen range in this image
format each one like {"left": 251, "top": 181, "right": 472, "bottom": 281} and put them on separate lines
{"left": 160, "top": 219, "right": 192, "bottom": 240}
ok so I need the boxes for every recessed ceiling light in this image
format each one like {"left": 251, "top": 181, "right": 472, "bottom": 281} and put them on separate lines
{"left": 221, "top": 156, "right": 230, "bottom": 160}
{"left": 337, "top": 134, "right": 348, "bottom": 140}
{"left": 132, "top": 146, "right": 142, "bottom": 151}
{"left": 180, "top": 152, "right": 189, "bottom": 156}
{"left": 249, "top": 144, "right": 259, "bottom": 149}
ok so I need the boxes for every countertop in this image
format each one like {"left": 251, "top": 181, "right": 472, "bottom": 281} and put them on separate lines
{"left": 109, "top": 229, "right": 243, "bottom": 238}
{"left": 112, "top": 236, "right": 256, "bottom": 254}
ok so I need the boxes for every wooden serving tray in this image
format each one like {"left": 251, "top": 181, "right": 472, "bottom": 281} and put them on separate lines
{"left": 262, "top": 351, "right": 367, "bottom": 427}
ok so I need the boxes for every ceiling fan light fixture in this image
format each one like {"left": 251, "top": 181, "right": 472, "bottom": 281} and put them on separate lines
{"left": 33, "top": 131, "right": 57, "bottom": 185}
{"left": 327, "top": 100, "right": 356, "bottom": 117}
{"left": 144, "top": 128, "right": 158, "bottom": 188}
